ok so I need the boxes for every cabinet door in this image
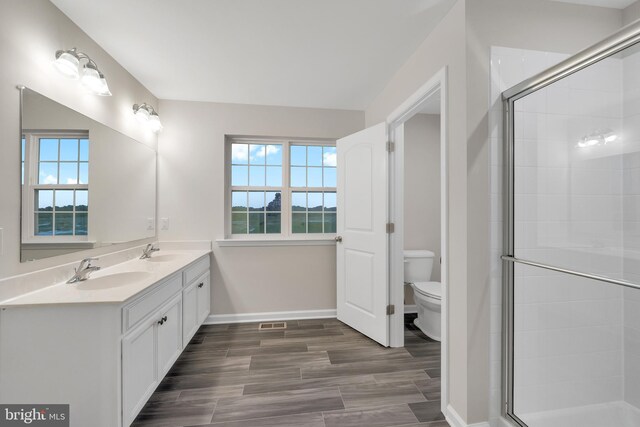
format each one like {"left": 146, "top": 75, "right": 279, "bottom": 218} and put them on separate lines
{"left": 196, "top": 273, "right": 211, "bottom": 325}
{"left": 157, "top": 296, "right": 182, "bottom": 378}
{"left": 182, "top": 281, "right": 199, "bottom": 348}
{"left": 122, "top": 320, "right": 156, "bottom": 426}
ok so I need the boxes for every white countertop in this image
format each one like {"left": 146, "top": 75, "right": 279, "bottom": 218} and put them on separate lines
{"left": 0, "top": 250, "right": 211, "bottom": 307}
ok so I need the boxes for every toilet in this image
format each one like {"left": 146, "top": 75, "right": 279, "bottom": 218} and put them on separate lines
{"left": 404, "top": 250, "right": 442, "bottom": 341}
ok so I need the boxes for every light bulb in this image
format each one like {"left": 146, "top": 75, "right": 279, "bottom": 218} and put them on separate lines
{"left": 604, "top": 134, "right": 618, "bottom": 143}
{"left": 149, "top": 113, "right": 163, "bottom": 132}
{"left": 80, "top": 65, "right": 103, "bottom": 94}
{"left": 135, "top": 105, "right": 151, "bottom": 122}
{"left": 53, "top": 51, "right": 80, "bottom": 79}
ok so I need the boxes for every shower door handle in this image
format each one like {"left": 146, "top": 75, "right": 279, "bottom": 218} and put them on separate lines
{"left": 335, "top": 236, "right": 343, "bottom": 243}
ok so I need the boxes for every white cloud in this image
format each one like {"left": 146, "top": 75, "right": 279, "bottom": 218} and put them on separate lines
{"left": 323, "top": 152, "right": 337, "bottom": 167}
{"left": 42, "top": 175, "right": 57, "bottom": 184}
{"left": 232, "top": 144, "right": 249, "bottom": 162}
{"left": 66, "top": 178, "right": 78, "bottom": 184}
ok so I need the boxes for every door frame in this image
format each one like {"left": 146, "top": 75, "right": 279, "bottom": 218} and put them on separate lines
{"left": 386, "top": 67, "right": 449, "bottom": 414}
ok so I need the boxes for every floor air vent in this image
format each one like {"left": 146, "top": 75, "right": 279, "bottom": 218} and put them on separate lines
{"left": 258, "top": 322, "right": 287, "bottom": 330}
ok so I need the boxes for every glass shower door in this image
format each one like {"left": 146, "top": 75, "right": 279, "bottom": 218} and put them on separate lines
{"left": 503, "top": 26, "right": 640, "bottom": 427}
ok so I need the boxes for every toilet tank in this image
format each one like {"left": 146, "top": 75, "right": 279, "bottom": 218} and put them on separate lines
{"left": 404, "top": 250, "right": 435, "bottom": 283}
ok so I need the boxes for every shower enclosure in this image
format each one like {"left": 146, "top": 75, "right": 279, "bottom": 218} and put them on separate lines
{"left": 502, "top": 21, "right": 640, "bottom": 427}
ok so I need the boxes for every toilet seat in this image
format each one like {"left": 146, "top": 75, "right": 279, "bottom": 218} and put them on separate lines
{"left": 413, "top": 281, "right": 441, "bottom": 300}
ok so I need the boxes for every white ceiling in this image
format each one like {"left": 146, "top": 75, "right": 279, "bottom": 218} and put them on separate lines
{"left": 547, "top": 0, "right": 636, "bottom": 8}
{"left": 50, "top": 0, "right": 456, "bottom": 110}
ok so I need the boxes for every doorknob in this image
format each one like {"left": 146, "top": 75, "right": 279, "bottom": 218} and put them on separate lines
{"left": 335, "top": 236, "right": 343, "bottom": 243}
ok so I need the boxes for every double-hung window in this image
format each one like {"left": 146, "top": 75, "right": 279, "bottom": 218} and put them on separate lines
{"left": 227, "top": 137, "right": 336, "bottom": 239}
{"left": 22, "top": 131, "right": 89, "bottom": 242}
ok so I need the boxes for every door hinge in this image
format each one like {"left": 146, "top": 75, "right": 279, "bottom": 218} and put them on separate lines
{"left": 386, "top": 223, "right": 395, "bottom": 233}
{"left": 386, "top": 141, "right": 395, "bottom": 152}
{"left": 386, "top": 304, "right": 395, "bottom": 315}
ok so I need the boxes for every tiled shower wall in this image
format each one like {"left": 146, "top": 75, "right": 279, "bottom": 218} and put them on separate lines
{"left": 489, "top": 46, "right": 640, "bottom": 423}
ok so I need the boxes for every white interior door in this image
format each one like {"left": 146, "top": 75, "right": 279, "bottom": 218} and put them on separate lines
{"left": 336, "top": 122, "right": 389, "bottom": 346}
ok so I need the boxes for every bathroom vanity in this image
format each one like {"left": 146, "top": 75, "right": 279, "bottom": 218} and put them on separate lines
{"left": 0, "top": 250, "right": 211, "bottom": 427}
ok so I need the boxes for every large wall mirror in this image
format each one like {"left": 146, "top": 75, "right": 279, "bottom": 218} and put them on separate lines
{"left": 19, "top": 87, "right": 156, "bottom": 262}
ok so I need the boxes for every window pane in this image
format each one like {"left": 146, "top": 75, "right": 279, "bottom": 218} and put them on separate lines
{"left": 231, "top": 212, "right": 247, "bottom": 234}
{"left": 291, "top": 192, "right": 306, "bottom": 211}
{"left": 308, "top": 213, "right": 323, "bottom": 233}
{"left": 59, "top": 163, "right": 78, "bottom": 184}
{"left": 39, "top": 138, "right": 58, "bottom": 161}
{"left": 248, "top": 213, "right": 265, "bottom": 234}
{"left": 249, "top": 166, "right": 266, "bottom": 186}
{"left": 35, "top": 213, "right": 53, "bottom": 235}
{"left": 39, "top": 162, "right": 58, "bottom": 184}
{"left": 324, "top": 213, "right": 337, "bottom": 233}
{"left": 231, "top": 144, "right": 248, "bottom": 164}
{"left": 75, "top": 213, "right": 88, "bottom": 235}
{"left": 55, "top": 190, "right": 74, "bottom": 211}
{"left": 324, "top": 192, "right": 336, "bottom": 211}
{"left": 76, "top": 190, "right": 88, "bottom": 211}
{"left": 308, "top": 192, "right": 323, "bottom": 211}
{"left": 36, "top": 190, "right": 53, "bottom": 211}
{"left": 248, "top": 191, "right": 265, "bottom": 211}
{"left": 290, "top": 166, "right": 306, "bottom": 187}
{"left": 55, "top": 213, "right": 73, "bottom": 235}
{"left": 249, "top": 144, "right": 266, "bottom": 165}
{"left": 308, "top": 167, "right": 322, "bottom": 187}
{"left": 292, "top": 213, "right": 306, "bottom": 233}
{"left": 266, "top": 145, "right": 282, "bottom": 165}
{"left": 59, "top": 139, "right": 78, "bottom": 161}
{"left": 79, "top": 139, "right": 89, "bottom": 161}
{"left": 266, "top": 192, "right": 281, "bottom": 211}
{"left": 290, "top": 146, "right": 306, "bottom": 166}
{"left": 232, "top": 191, "right": 247, "bottom": 211}
{"left": 324, "top": 167, "right": 336, "bottom": 187}
{"left": 266, "top": 166, "right": 282, "bottom": 186}
{"left": 307, "top": 146, "right": 323, "bottom": 166}
{"left": 323, "top": 146, "right": 337, "bottom": 167}
{"left": 266, "top": 213, "right": 281, "bottom": 234}
{"left": 79, "top": 162, "right": 89, "bottom": 184}
{"left": 231, "top": 165, "right": 248, "bottom": 186}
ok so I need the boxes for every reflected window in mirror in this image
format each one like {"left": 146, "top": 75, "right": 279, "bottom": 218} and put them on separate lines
{"left": 22, "top": 131, "right": 89, "bottom": 241}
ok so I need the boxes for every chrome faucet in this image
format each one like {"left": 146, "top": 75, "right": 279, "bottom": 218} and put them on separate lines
{"left": 140, "top": 243, "right": 160, "bottom": 259}
{"left": 67, "top": 257, "right": 101, "bottom": 283}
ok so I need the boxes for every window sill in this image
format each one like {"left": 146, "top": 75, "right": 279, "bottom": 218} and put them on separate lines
{"left": 216, "top": 238, "right": 336, "bottom": 247}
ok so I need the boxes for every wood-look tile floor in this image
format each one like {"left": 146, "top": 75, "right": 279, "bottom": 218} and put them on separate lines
{"left": 132, "top": 314, "right": 448, "bottom": 427}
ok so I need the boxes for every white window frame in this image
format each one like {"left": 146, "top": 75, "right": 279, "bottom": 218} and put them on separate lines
{"left": 224, "top": 136, "right": 337, "bottom": 242}
{"left": 21, "top": 130, "right": 90, "bottom": 244}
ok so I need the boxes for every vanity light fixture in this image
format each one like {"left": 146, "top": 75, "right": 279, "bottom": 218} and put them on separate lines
{"left": 133, "top": 103, "right": 163, "bottom": 132}
{"left": 53, "top": 48, "right": 112, "bottom": 96}
{"left": 577, "top": 129, "right": 618, "bottom": 148}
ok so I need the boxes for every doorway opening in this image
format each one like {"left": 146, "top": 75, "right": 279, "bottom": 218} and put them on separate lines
{"left": 387, "top": 68, "right": 449, "bottom": 415}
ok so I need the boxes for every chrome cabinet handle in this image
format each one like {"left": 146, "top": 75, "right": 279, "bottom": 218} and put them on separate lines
{"left": 335, "top": 236, "right": 343, "bottom": 243}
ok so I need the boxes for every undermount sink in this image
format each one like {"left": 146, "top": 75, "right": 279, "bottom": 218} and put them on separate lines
{"left": 143, "top": 254, "right": 185, "bottom": 263}
{"left": 75, "top": 271, "right": 151, "bottom": 290}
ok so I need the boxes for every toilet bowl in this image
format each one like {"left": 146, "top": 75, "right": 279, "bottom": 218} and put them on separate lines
{"left": 404, "top": 250, "right": 442, "bottom": 341}
{"left": 411, "top": 281, "right": 442, "bottom": 341}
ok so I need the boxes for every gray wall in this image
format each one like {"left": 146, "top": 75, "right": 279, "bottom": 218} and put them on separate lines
{"left": 0, "top": 0, "right": 158, "bottom": 280}
{"left": 156, "top": 99, "right": 364, "bottom": 317}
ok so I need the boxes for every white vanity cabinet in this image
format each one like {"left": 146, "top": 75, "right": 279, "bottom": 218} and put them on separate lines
{"left": 182, "top": 270, "right": 211, "bottom": 347}
{"left": 0, "top": 252, "right": 211, "bottom": 427}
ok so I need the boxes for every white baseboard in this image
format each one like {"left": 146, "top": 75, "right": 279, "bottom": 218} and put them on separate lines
{"left": 404, "top": 304, "right": 417, "bottom": 314}
{"left": 445, "top": 404, "right": 492, "bottom": 427}
{"left": 205, "top": 309, "right": 337, "bottom": 325}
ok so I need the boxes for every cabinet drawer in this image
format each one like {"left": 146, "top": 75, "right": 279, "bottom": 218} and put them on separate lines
{"left": 123, "top": 274, "right": 182, "bottom": 332}
{"left": 183, "top": 256, "right": 210, "bottom": 285}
